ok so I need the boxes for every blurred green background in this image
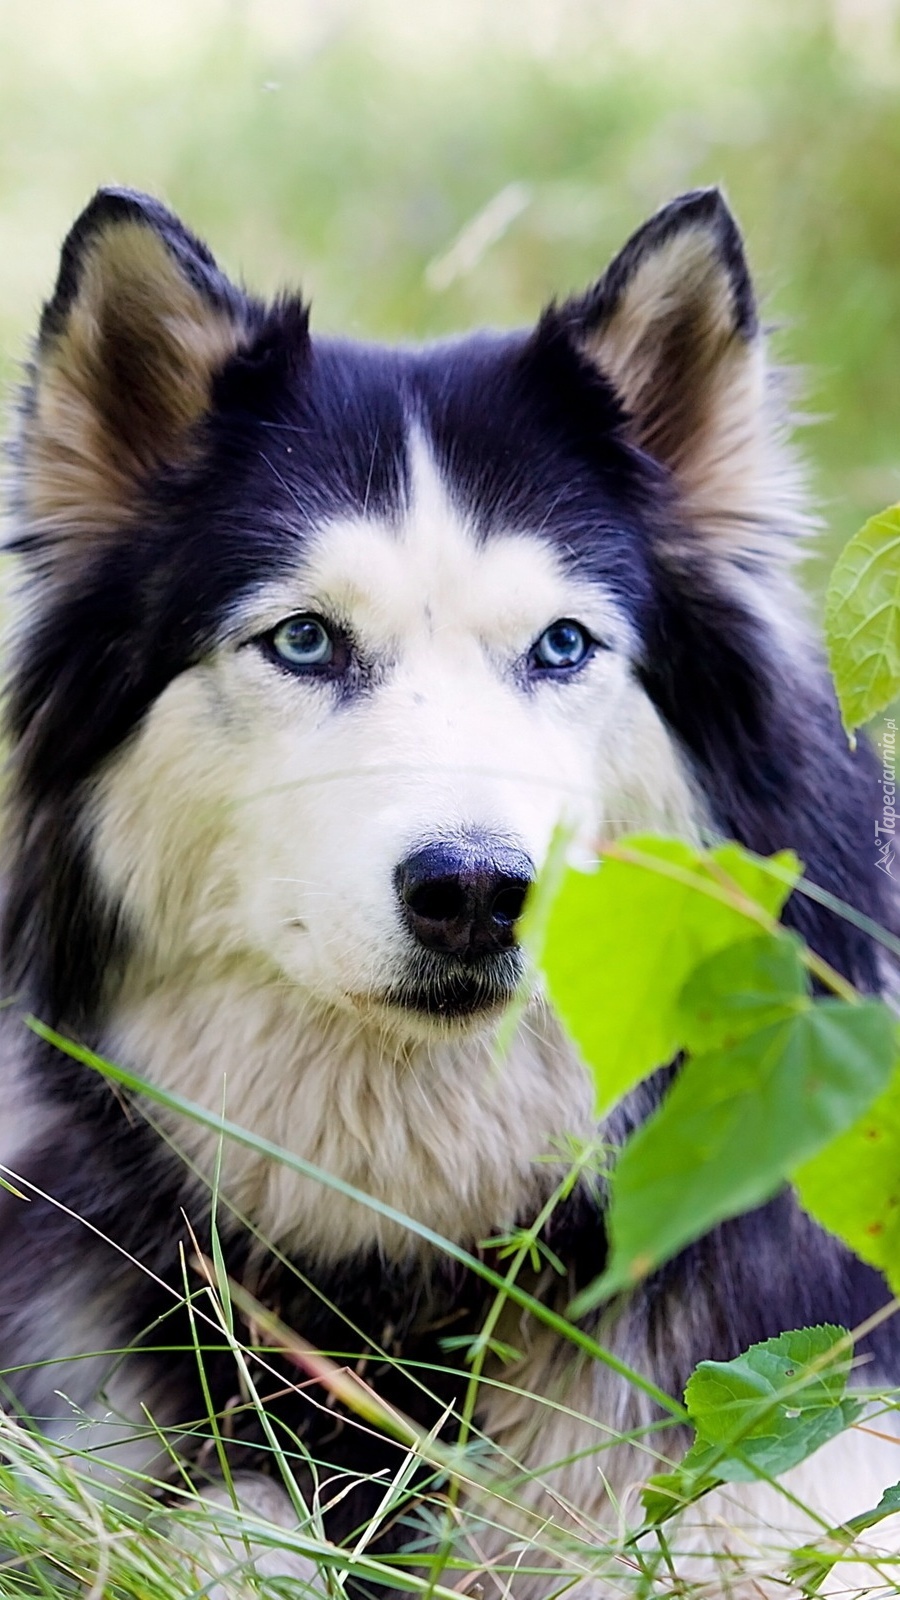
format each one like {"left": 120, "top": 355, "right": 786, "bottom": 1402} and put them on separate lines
{"left": 2, "top": 0, "right": 899, "bottom": 590}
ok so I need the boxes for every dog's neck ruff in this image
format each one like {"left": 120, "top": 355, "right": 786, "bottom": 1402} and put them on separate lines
{"left": 100, "top": 970, "right": 593, "bottom": 1265}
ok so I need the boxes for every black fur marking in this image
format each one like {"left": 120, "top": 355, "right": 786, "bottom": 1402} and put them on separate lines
{"left": 651, "top": 1194, "right": 900, "bottom": 1381}
{"left": 639, "top": 552, "right": 889, "bottom": 989}
{"left": 413, "top": 324, "right": 658, "bottom": 625}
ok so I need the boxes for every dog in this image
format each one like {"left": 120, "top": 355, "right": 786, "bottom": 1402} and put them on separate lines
{"left": 1, "top": 185, "right": 898, "bottom": 1597}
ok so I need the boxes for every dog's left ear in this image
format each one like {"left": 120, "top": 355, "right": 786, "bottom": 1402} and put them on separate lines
{"left": 553, "top": 189, "right": 805, "bottom": 561}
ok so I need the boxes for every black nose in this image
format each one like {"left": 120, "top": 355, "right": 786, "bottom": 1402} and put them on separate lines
{"left": 396, "top": 839, "right": 534, "bottom": 957}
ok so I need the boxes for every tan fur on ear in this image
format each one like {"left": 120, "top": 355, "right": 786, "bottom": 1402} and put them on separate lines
{"left": 578, "top": 222, "right": 812, "bottom": 570}
{"left": 19, "top": 221, "right": 252, "bottom": 569}
{"left": 582, "top": 227, "right": 741, "bottom": 463}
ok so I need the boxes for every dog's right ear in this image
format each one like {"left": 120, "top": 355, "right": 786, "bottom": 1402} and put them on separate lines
{"left": 544, "top": 189, "right": 808, "bottom": 568}
{"left": 15, "top": 189, "right": 266, "bottom": 571}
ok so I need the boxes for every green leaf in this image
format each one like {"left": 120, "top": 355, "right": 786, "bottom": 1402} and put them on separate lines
{"left": 686, "top": 1325, "right": 853, "bottom": 1446}
{"left": 572, "top": 1000, "right": 895, "bottom": 1310}
{"left": 641, "top": 1460, "right": 720, "bottom": 1523}
{"left": 647, "top": 1397, "right": 863, "bottom": 1512}
{"left": 643, "top": 1326, "right": 858, "bottom": 1526}
{"left": 791, "top": 1481, "right": 900, "bottom": 1592}
{"left": 825, "top": 503, "right": 900, "bottom": 735}
{"left": 854, "top": 1481, "right": 900, "bottom": 1529}
{"left": 794, "top": 1057, "right": 900, "bottom": 1294}
{"left": 675, "top": 933, "right": 809, "bottom": 1054}
{"left": 541, "top": 835, "right": 799, "bottom": 1114}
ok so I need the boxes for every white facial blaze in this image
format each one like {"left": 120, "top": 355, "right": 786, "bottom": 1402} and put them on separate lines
{"left": 92, "top": 436, "right": 699, "bottom": 1018}
{"left": 85, "top": 435, "right": 703, "bottom": 1255}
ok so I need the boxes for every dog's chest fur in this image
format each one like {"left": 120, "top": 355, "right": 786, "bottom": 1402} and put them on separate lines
{"left": 101, "top": 979, "right": 594, "bottom": 1261}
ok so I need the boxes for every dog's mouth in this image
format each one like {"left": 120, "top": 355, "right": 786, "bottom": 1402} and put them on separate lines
{"left": 380, "top": 948, "right": 526, "bottom": 1021}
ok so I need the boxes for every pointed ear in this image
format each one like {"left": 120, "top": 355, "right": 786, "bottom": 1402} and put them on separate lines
{"left": 553, "top": 189, "right": 807, "bottom": 563}
{"left": 15, "top": 189, "right": 260, "bottom": 569}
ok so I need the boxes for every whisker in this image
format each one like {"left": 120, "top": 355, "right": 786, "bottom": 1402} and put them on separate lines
{"left": 362, "top": 427, "right": 380, "bottom": 517}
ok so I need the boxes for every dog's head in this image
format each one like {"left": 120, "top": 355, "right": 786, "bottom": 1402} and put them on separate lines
{"left": 5, "top": 188, "right": 812, "bottom": 1033}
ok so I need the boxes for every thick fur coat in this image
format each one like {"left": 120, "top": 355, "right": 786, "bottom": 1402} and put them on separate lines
{"left": 0, "top": 186, "right": 897, "bottom": 1596}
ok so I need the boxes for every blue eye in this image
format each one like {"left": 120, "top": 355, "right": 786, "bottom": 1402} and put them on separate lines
{"left": 269, "top": 615, "right": 336, "bottom": 670}
{"left": 530, "top": 620, "right": 594, "bottom": 674}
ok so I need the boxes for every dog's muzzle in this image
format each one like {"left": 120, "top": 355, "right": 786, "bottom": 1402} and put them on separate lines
{"left": 390, "top": 837, "right": 534, "bottom": 1018}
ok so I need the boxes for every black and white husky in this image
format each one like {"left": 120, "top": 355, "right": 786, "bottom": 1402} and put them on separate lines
{"left": 1, "top": 187, "right": 897, "bottom": 1596}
